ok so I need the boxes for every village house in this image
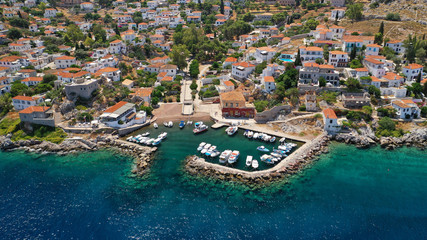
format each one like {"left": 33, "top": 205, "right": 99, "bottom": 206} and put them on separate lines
{"left": 80, "top": 2, "right": 94, "bottom": 10}
{"left": 220, "top": 91, "right": 255, "bottom": 118}
{"left": 94, "top": 67, "right": 121, "bottom": 82}
{"left": 363, "top": 57, "right": 386, "bottom": 78}
{"left": 22, "top": 77, "right": 43, "bottom": 86}
{"left": 109, "top": 40, "right": 126, "bottom": 54}
{"left": 0, "top": 56, "right": 29, "bottom": 72}
{"left": 130, "top": 87, "right": 153, "bottom": 104}
{"left": 254, "top": 47, "right": 277, "bottom": 63}
{"left": 402, "top": 64, "right": 423, "bottom": 82}
{"left": 342, "top": 35, "right": 374, "bottom": 53}
{"left": 330, "top": 9, "right": 345, "bottom": 21}
{"left": 392, "top": 99, "right": 420, "bottom": 119}
{"left": 328, "top": 51, "right": 349, "bottom": 67}
{"left": 365, "top": 44, "right": 381, "bottom": 56}
{"left": 216, "top": 80, "right": 235, "bottom": 93}
{"left": 305, "top": 91, "right": 317, "bottom": 112}
{"left": 19, "top": 106, "right": 55, "bottom": 127}
{"left": 322, "top": 108, "right": 340, "bottom": 133}
{"left": 341, "top": 92, "right": 370, "bottom": 108}
{"left": 65, "top": 78, "right": 98, "bottom": 100}
{"left": 44, "top": 8, "right": 58, "bottom": 18}
{"left": 299, "top": 63, "right": 340, "bottom": 86}
{"left": 54, "top": 56, "right": 76, "bottom": 69}
{"left": 232, "top": 62, "right": 255, "bottom": 81}
{"left": 330, "top": 0, "right": 345, "bottom": 7}
{"left": 262, "top": 76, "right": 276, "bottom": 93}
{"left": 299, "top": 46, "right": 324, "bottom": 62}
{"left": 12, "top": 96, "right": 43, "bottom": 110}
{"left": 223, "top": 57, "right": 237, "bottom": 67}
{"left": 100, "top": 101, "right": 146, "bottom": 128}
{"left": 385, "top": 40, "right": 405, "bottom": 54}
{"left": 122, "top": 79, "right": 134, "bottom": 90}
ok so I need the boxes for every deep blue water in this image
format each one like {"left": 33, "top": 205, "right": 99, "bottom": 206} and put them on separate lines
{"left": 0, "top": 138, "right": 426, "bottom": 239}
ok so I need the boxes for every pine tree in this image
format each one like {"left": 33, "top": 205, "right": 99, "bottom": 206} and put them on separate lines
{"left": 416, "top": 71, "right": 422, "bottom": 83}
{"left": 379, "top": 21, "right": 384, "bottom": 36}
{"left": 220, "top": 0, "right": 224, "bottom": 14}
{"left": 350, "top": 46, "right": 357, "bottom": 60}
{"left": 295, "top": 49, "right": 301, "bottom": 66}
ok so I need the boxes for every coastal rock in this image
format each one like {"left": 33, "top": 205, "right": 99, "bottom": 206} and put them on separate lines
{"left": 1, "top": 138, "right": 17, "bottom": 150}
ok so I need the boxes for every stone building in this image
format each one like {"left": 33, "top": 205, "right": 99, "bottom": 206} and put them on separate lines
{"left": 65, "top": 78, "right": 98, "bottom": 100}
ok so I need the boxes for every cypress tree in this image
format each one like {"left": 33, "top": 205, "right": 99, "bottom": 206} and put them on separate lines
{"left": 379, "top": 21, "right": 384, "bottom": 36}
{"left": 220, "top": 0, "right": 224, "bottom": 14}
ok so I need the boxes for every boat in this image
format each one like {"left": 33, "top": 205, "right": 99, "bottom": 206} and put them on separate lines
{"left": 179, "top": 121, "right": 185, "bottom": 129}
{"left": 247, "top": 131, "right": 254, "bottom": 139}
{"left": 263, "top": 135, "right": 271, "bottom": 142}
{"left": 194, "top": 121, "right": 203, "bottom": 127}
{"left": 141, "top": 132, "right": 150, "bottom": 137}
{"left": 260, "top": 154, "right": 274, "bottom": 164}
{"left": 271, "top": 152, "right": 282, "bottom": 159}
{"left": 205, "top": 150, "right": 212, "bottom": 157}
{"left": 163, "top": 122, "right": 168, "bottom": 127}
{"left": 270, "top": 136, "right": 276, "bottom": 143}
{"left": 219, "top": 150, "right": 232, "bottom": 164}
{"left": 228, "top": 150, "right": 240, "bottom": 164}
{"left": 253, "top": 133, "right": 259, "bottom": 139}
{"left": 204, "top": 143, "right": 211, "bottom": 149}
{"left": 257, "top": 146, "right": 270, "bottom": 152}
{"left": 199, "top": 142, "right": 206, "bottom": 147}
{"left": 197, "top": 146, "right": 204, "bottom": 151}
{"left": 168, "top": 121, "right": 173, "bottom": 127}
{"left": 153, "top": 123, "right": 158, "bottom": 129}
{"left": 193, "top": 124, "right": 208, "bottom": 134}
{"left": 252, "top": 159, "right": 259, "bottom": 169}
{"left": 187, "top": 120, "right": 193, "bottom": 125}
{"left": 246, "top": 155, "right": 253, "bottom": 167}
{"left": 201, "top": 148, "right": 208, "bottom": 154}
{"left": 211, "top": 150, "right": 220, "bottom": 158}
{"left": 152, "top": 138, "right": 162, "bottom": 146}
{"left": 279, "top": 137, "right": 286, "bottom": 143}
{"left": 208, "top": 146, "right": 217, "bottom": 151}
{"left": 226, "top": 126, "right": 238, "bottom": 136}
{"left": 158, "top": 132, "right": 167, "bottom": 140}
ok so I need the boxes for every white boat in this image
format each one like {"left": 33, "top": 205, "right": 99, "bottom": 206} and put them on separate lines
{"left": 194, "top": 121, "right": 203, "bottom": 127}
{"left": 246, "top": 155, "right": 253, "bottom": 167}
{"left": 247, "top": 131, "right": 254, "bottom": 138}
{"left": 263, "top": 135, "right": 271, "bottom": 142}
{"left": 211, "top": 150, "right": 220, "bottom": 158}
{"left": 252, "top": 159, "right": 259, "bottom": 169}
{"left": 163, "top": 122, "right": 168, "bottom": 127}
{"left": 226, "top": 126, "right": 238, "bottom": 136}
{"left": 260, "top": 154, "right": 274, "bottom": 164}
{"left": 153, "top": 123, "right": 158, "bottom": 129}
{"left": 208, "top": 146, "right": 216, "bottom": 151}
{"left": 168, "top": 121, "right": 173, "bottom": 127}
{"left": 158, "top": 132, "right": 167, "bottom": 140}
{"left": 271, "top": 152, "right": 282, "bottom": 159}
{"left": 201, "top": 148, "right": 208, "bottom": 154}
{"left": 152, "top": 138, "right": 162, "bottom": 146}
{"left": 199, "top": 142, "right": 206, "bottom": 148}
{"left": 193, "top": 124, "right": 208, "bottom": 134}
{"left": 228, "top": 150, "right": 240, "bottom": 164}
{"left": 270, "top": 136, "right": 276, "bottom": 142}
{"left": 187, "top": 120, "right": 193, "bottom": 125}
{"left": 253, "top": 133, "right": 259, "bottom": 139}
{"left": 257, "top": 146, "right": 269, "bottom": 152}
{"left": 197, "top": 146, "right": 204, "bottom": 151}
{"left": 219, "top": 150, "right": 232, "bottom": 164}
{"left": 204, "top": 143, "right": 211, "bottom": 149}
{"left": 279, "top": 137, "right": 286, "bottom": 143}
{"left": 141, "top": 132, "right": 150, "bottom": 137}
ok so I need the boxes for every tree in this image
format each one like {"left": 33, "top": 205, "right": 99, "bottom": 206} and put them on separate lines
{"left": 66, "top": 24, "right": 84, "bottom": 44}
{"left": 169, "top": 44, "right": 190, "bottom": 70}
{"left": 10, "top": 82, "right": 30, "bottom": 97}
{"left": 378, "top": 117, "right": 395, "bottom": 131}
{"left": 190, "top": 80, "right": 198, "bottom": 90}
{"left": 242, "top": 12, "right": 255, "bottom": 22}
{"left": 379, "top": 21, "right": 384, "bottom": 36}
{"left": 7, "top": 28, "right": 22, "bottom": 40}
{"left": 285, "top": 88, "right": 299, "bottom": 106}
{"left": 350, "top": 46, "right": 357, "bottom": 60}
{"left": 151, "top": 97, "right": 159, "bottom": 106}
{"left": 319, "top": 77, "right": 326, "bottom": 87}
{"left": 346, "top": 4, "right": 363, "bottom": 22}
{"left": 315, "top": 58, "right": 324, "bottom": 64}
{"left": 346, "top": 78, "right": 362, "bottom": 91}
{"left": 189, "top": 60, "right": 200, "bottom": 78}
{"left": 368, "top": 85, "right": 381, "bottom": 99}
{"left": 255, "top": 61, "right": 267, "bottom": 75}
{"left": 254, "top": 100, "right": 268, "bottom": 112}
{"left": 42, "top": 74, "right": 57, "bottom": 85}
{"left": 374, "top": 32, "right": 383, "bottom": 45}
{"left": 220, "top": 0, "right": 224, "bottom": 14}
{"left": 272, "top": 12, "right": 287, "bottom": 24}
{"left": 294, "top": 49, "right": 301, "bottom": 66}
{"left": 104, "top": 14, "right": 113, "bottom": 23}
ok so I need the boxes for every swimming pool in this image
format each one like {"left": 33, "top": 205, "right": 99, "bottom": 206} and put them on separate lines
{"left": 280, "top": 58, "right": 294, "bottom": 62}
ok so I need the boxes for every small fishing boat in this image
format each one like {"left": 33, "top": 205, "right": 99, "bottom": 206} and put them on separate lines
{"left": 226, "top": 126, "right": 238, "bottom": 136}
{"left": 194, "top": 121, "right": 203, "bottom": 127}
{"left": 253, "top": 132, "right": 259, "bottom": 139}
{"left": 153, "top": 123, "right": 158, "bottom": 129}
{"left": 247, "top": 131, "right": 254, "bottom": 139}
{"left": 211, "top": 150, "right": 220, "bottom": 158}
{"left": 158, "top": 132, "right": 167, "bottom": 140}
{"left": 187, "top": 120, "right": 193, "bottom": 125}
{"left": 141, "top": 132, "right": 150, "bottom": 137}
{"left": 152, "top": 138, "right": 162, "bottom": 146}
{"left": 168, "top": 121, "right": 173, "bottom": 127}
{"left": 271, "top": 152, "right": 282, "bottom": 159}
{"left": 163, "top": 122, "right": 168, "bottom": 127}
{"left": 263, "top": 135, "right": 271, "bottom": 142}
{"left": 204, "top": 143, "right": 211, "bottom": 149}
{"left": 252, "top": 159, "right": 259, "bottom": 169}
{"left": 228, "top": 150, "right": 240, "bottom": 164}
{"left": 246, "top": 155, "right": 253, "bottom": 167}
{"left": 270, "top": 136, "right": 276, "bottom": 142}
{"left": 179, "top": 121, "right": 185, "bottom": 129}
{"left": 257, "top": 146, "right": 270, "bottom": 152}
{"left": 279, "top": 137, "right": 286, "bottom": 143}
{"left": 201, "top": 148, "right": 208, "bottom": 154}
{"left": 260, "top": 154, "right": 274, "bottom": 164}
{"left": 193, "top": 124, "right": 208, "bottom": 134}
{"left": 243, "top": 130, "right": 248, "bottom": 137}
{"left": 219, "top": 150, "right": 232, "bottom": 164}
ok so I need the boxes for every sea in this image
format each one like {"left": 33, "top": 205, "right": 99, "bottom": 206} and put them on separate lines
{"left": 0, "top": 125, "right": 426, "bottom": 239}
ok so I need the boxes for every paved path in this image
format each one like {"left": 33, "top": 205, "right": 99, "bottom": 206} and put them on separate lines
{"left": 268, "top": 113, "right": 318, "bottom": 124}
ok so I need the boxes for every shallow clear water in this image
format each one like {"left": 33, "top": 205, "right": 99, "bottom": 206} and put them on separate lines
{"left": 0, "top": 139, "right": 426, "bottom": 239}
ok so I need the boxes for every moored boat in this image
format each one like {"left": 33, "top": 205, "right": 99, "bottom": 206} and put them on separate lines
{"left": 246, "top": 155, "right": 253, "bottom": 167}
{"left": 219, "top": 150, "right": 232, "bottom": 164}
{"left": 270, "top": 136, "right": 276, "bottom": 142}
{"left": 179, "top": 121, "right": 185, "bottom": 129}
{"left": 228, "top": 150, "right": 240, "bottom": 164}
{"left": 158, "top": 132, "right": 167, "bottom": 140}
{"left": 252, "top": 159, "right": 259, "bottom": 169}
{"left": 257, "top": 146, "right": 269, "bottom": 152}
{"left": 153, "top": 123, "right": 158, "bottom": 129}
{"left": 193, "top": 124, "right": 208, "bottom": 134}
{"left": 168, "top": 121, "right": 173, "bottom": 127}
{"left": 141, "top": 132, "right": 150, "bottom": 137}
{"left": 226, "top": 126, "right": 238, "bottom": 136}
{"left": 247, "top": 131, "right": 254, "bottom": 139}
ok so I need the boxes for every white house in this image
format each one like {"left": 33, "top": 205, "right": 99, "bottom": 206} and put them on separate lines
{"left": 80, "top": 2, "right": 94, "bottom": 10}
{"left": 232, "top": 62, "right": 255, "bottom": 81}
{"left": 100, "top": 101, "right": 146, "bottom": 128}
{"left": 108, "top": 40, "right": 126, "bottom": 54}
{"left": 94, "top": 67, "right": 121, "bottom": 82}
{"left": 223, "top": 57, "right": 237, "bottom": 67}
{"left": 299, "top": 46, "right": 324, "bottom": 62}
{"left": 262, "top": 76, "right": 276, "bottom": 93}
{"left": 402, "top": 63, "right": 423, "bottom": 82}
{"left": 54, "top": 56, "right": 76, "bottom": 69}
{"left": 392, "top": 99, "right": 420, "bottom": 119}
{"left": 254, "top": 47, "right": 276, "bottom": 63}
{"left": 328, "top": 50, "right": 349, "bottom": 67}
{"left": 12, "top": 95, "right": 43, "bottom": 110}
{"left": 330, "top": 9, "right": 345, "bottom": 20}
{"left": 322, "top": 108, "right": 340, "bottom": 133}
{"left": 365, "top": 44, "right": 381, "bottom": 56}
{"left": 385, "top": 40, "right": 405, "bottom": 54}
{"left": 44, "top": 8, "right": 58, "bottom": 18}
{"left": 363, "top": 57, "right": 386, "bottom": 78}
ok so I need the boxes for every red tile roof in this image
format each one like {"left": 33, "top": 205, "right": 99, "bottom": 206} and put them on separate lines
{"left": 19, "top": 106, "right": 50, "bottom": 114}
{"left": 323, "top": 108, "right": 337, "bottom": 119}
{"left": 104, "top": 101, "right": 128, "bottom": 113}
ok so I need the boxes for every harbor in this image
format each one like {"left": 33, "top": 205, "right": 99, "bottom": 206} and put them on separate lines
{"left": 126, "top": 121, "right": 306, "bottom": 172}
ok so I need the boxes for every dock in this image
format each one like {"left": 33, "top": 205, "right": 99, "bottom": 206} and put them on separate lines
{"left": 211, "top": 123, "right": 227, "bottom": 129}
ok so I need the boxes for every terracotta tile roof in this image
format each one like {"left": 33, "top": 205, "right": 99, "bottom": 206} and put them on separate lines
{"left": 401, "top": 99, "right": 415, "bottom": 104}
{"left": 300, "top": 46, "right": 323, "bottom": 51}
{"left": 232, "top": 62, "right": 255, "bottom": 68}
{"left": 161, "top": 76, "right": 173, "bottom": 81}
{"left": 367, "top": 44, "right": 381, "bottom": 48}
{"left": 323, "top": 108, "right": 337, "bottom": 119}
{"left": 22, "top": 77, "right": 42, "bottom": 82}
{"left": 330, "top": 51, "right": 347, "bottom": 55}
{"left": 220, "top": 90, "right": 245, "bottom": 102}
{"left": 18, "top": 69, "right": 36, "bottom": 73}
{"left": 364, "top": 57, "right": 383, "bottom": 65}
{"left": 13, "top": 96, "right": 40, "bottom": 101}
{"left": 355, "top": 67, "right": 368, "bottom": 72}
{"left": 319, "top": 64, "right": 334, "bottom": 69}
{"left": 19, "top": 106, "right": 50, "bottom": 114}
{"left": 403, "top": 63, "right": 423, "bottom": 69}
{"left": 383, "top": 72, "right": 403, "bottom": 81}
{"left": 104, "top": 101, "right": 128, "bottom": 113}
{"left": 55, "top": 56, "right": 75, "bottom": 60}
{"left": 122, "top": 79, "right": 134, "bottom": 85}
{"left": 225, "top": 57, "right": 237, "bottom": 62}
{"left": 304, "top": 62, "right": 319, "bottom": 67}
{"left": 392, "top": 100, "right": 410, "bottom": 108}
{"left": 264, "top": 76, "right": 275, "bottom": 83}
{"left": 130, "top": 87, "right": 153, "bottom": 98}
{"left": 0, "top": 56, "right": 25, "bottom": 62}
{"left": 223, "top": 80, "right": 234, "bottom": 87}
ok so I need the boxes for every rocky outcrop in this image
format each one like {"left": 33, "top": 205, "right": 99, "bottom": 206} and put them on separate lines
{"left": 333, "top": 126, "right": 427, "bottom": 150}
{"left": 0, "top": 135, "right": 156, "bottom": 176}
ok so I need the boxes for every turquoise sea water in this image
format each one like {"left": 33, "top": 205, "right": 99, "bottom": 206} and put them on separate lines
{"left": 0, "top": 129, "right": 426, "bottom": 238}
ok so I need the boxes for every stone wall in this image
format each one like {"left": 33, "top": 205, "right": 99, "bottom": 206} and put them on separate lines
{"left": 255, "top": 105, "right": 291, "bottom": 123}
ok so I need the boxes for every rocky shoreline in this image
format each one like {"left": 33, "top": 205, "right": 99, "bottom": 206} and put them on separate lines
{"left": 0, "top": 135, "right": 157, "bottom": 176}
{"left": 184, "top": 134, "right": 331, "bottom": 186}
{"left": 333, "top": 127, "right": 427, "bottom": 150}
